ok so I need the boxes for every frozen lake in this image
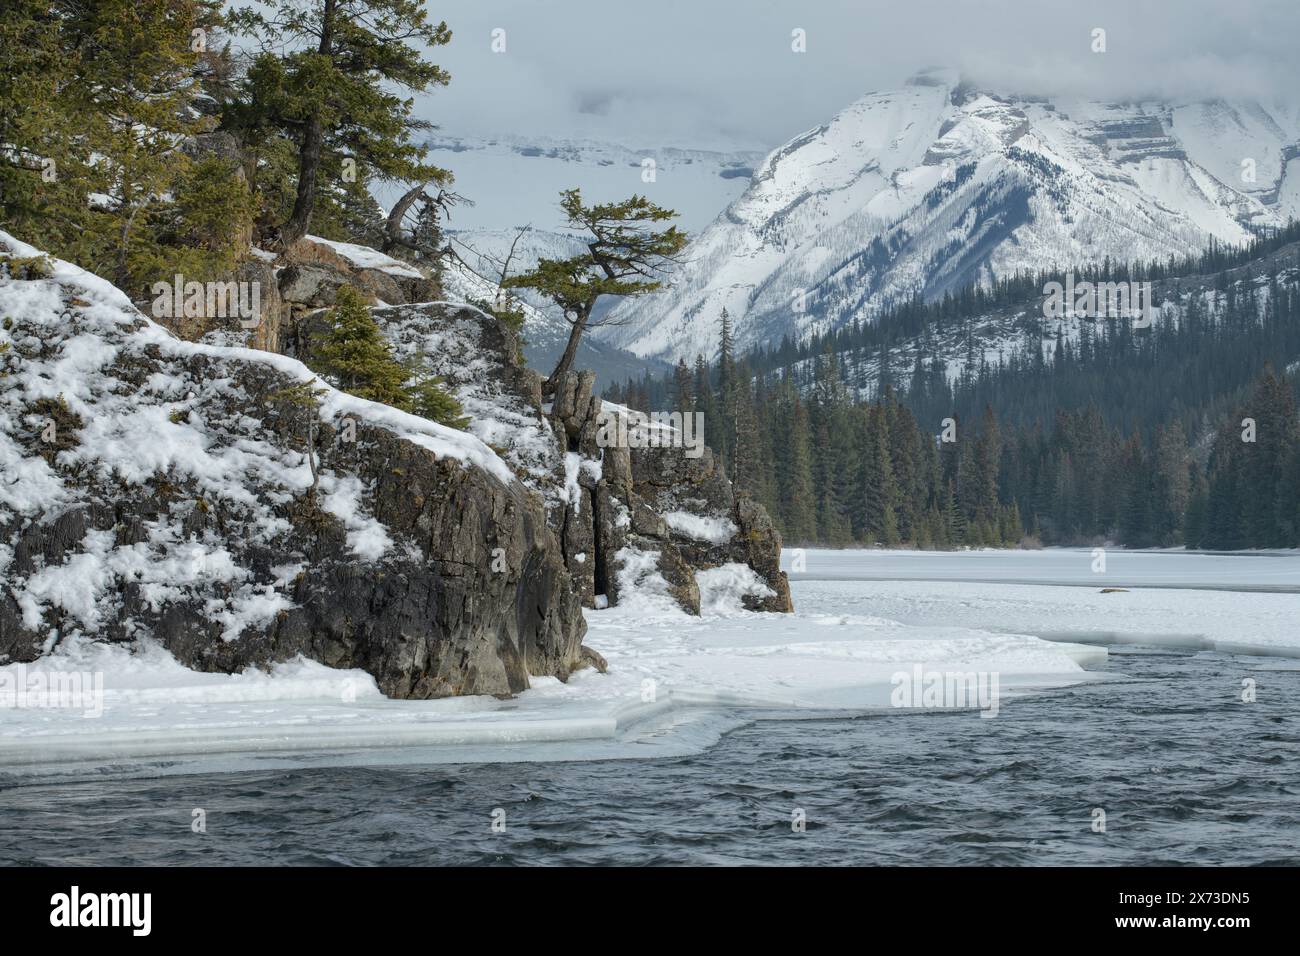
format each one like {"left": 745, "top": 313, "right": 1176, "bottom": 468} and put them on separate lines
{"left": 786, "top": 547, "right": 1300, "bottom": 592}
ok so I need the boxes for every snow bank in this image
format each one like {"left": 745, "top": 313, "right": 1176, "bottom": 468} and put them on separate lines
{"left": 696, "top": 563, "right": 776, "bottom": 615}
{"left": 303, "top": 235, "right": 425, "bottom": 279}
{"left": 0, "top": 563, "right": 1112, "bottom": 774}
{"left": 612, "top": 546, "right": 683, "bottom": 616}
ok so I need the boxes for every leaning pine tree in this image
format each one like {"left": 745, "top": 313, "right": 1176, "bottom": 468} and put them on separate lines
{"left": 503, "top": 189, "right": 687, "bottom": 395}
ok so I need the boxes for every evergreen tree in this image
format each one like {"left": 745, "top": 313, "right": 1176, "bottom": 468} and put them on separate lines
{"left": 778, "top": 386, "right": 818, "bottom": 543}
{"left": 718, "top": 308, "right": 735, "bottom": 393}
{"left": 731, "top": 371, "right": 764, "bottom": 499}
{"left": 1, "top": 1, "right": 253, "bottom": 297}
{"left": 228, "top": 0, "right": 453, "bottom": 248}
{"left": 857, "top": 405, "right": 897, "bottom": 543}
{"left": 672, "top": 358, "right": 694, "bottom": 412}
{"left": 311, "top": 285, "right": 464, "bottom": 427}
{"left": 314, "top": 285, "right": 410, "bottom": 406}
{"left": 502, "top": 190, "right": 686, "bottom": 394}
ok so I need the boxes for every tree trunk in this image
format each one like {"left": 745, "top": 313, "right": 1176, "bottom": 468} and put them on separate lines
{"left": 276, "top": 0, "right": 337, "bottom": 249}
{"left": 279, "top": 115, "right": 323, "bottom": 248}
{"left": 544, "top": 313, "right": 589, "bottom": 396}
{"left": 383, "top": 183, "right": 428, "bottom": 253}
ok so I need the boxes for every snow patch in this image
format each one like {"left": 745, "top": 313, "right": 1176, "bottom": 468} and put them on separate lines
{"left": 696, "top": 563, "right": 777, "bottom": 615}
{"left": 303, "top": 235, "right": 426, "bottom": 279}
{"left": 319, "top": 474, "right": 393, "bottom": 562}
{"left": 663, "top": 510, "right": 737, "bottom": 544}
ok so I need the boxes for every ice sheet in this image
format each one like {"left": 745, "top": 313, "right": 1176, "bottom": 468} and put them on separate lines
{"left": 0, "top": 570, "right": 1105, "bottom": 774}
{"left": 11, "top": 549, "right": 1291, "bottom": 775}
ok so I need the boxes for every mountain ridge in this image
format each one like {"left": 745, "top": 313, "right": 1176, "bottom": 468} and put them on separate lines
{"left": 602, "top": 70, "right": 1300, "bottom": 362}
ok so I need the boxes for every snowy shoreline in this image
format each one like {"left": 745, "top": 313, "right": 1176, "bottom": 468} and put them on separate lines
{"left": 4, "top": 549, "right": 1297, "bottom": 778}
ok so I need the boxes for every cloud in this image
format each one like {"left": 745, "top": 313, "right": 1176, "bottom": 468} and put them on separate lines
{"left": 418, "top": 0, "right": 1300, "bottom": 149}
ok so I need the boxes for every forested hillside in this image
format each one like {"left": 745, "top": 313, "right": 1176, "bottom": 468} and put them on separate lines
{"left": 610, "top": 230, "right": 1300, "bottom": 550}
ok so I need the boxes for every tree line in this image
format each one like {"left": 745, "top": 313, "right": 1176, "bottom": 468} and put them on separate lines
{"left": 1, "top": 2, "right": 690, "bottom": 411}
{"left": 610, "top": 248, "right": 1300, "bottom": 550}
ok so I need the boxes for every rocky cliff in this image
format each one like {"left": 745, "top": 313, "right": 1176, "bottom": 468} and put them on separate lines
{"left": 0, "top": 232, "right": 590, "bottom": 697}
{"left": 362, "top": 300, "right": 793, "bottom": 616}
{"left": 239, "top": 236, "right": 791, "bottom": 618}
{"left": 0, "top": 229, "right": 790, "bottom": 702}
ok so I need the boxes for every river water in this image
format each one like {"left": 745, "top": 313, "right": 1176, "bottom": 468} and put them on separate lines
{"left": 2, "top": 644, "right": 1297, "bottom": 865}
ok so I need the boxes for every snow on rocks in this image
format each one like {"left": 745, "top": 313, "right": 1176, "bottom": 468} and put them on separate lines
{"left": 302, "top": 235, "right": 425, "bottom": 279}
{"left": 366, "top": 299, "right": 793, "bottom": 616}
{"left": 0, "top": 231, "right": 589, "bottom": 698}
{"left": 662, "top": 510, "right": 738, "bottom": 545}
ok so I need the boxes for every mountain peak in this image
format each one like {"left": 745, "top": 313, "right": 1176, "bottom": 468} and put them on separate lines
{"left": 601, "top": 81, "right": 1299, "bottom": 363}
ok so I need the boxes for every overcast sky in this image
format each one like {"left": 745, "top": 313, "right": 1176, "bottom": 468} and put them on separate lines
{"left": 417, "top": 0, "right": 1300, "bottom": 150}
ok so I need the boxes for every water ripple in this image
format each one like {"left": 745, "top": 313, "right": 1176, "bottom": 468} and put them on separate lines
{"left": 1, "top": 648, "right": 1298, "bottom": 865}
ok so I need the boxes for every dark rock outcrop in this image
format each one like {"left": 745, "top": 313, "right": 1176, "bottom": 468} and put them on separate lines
{"left": 370, "top": 301, "right": 793, "bottom": 616}
{"left": 0, "top": 240, "right": 590, "bottom": 697}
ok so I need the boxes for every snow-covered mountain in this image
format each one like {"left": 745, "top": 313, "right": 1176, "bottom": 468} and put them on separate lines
{"left": 602, "top": 69, "right": 1300, "bottom": 362}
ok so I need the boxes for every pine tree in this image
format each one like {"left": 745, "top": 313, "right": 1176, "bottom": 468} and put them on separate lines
{"left": 942, "top": 479, "right": 964, "bottom": 546}
{"left": 731, "top": 373, "right": 763, "bottom": 499}
{"left": 857, "top": 405, "right": 897, "bottom": 544}
{"left": 780, "top": 388, "right": 818, "bottom": 543}
{"left": 694, "top": 353, "right": 723, "bottom": 465}
{"left": 718, "top": 308, "right": 735, "bottom": 388}
{"left": 228, "top": 0, "right": 454, "bottom": 248}
{"left": 0, "top": 1, "right": 85, "bottom": 256}
{"left": 672, "top": 358, "right": 694, "bottom": 412}
{"left": 312, "top": 285, "right": 466, "bottom": 428}
{"left": 404, "top": 358, "right": 468, "bottom": 429}
{"left": 1, "top": 1, "right": 253, "bottom": 297}
{"left": 314, "top": 286, "right": 410, "bottom": 406}
{"left": 1153, "top": 422, "right": 1190, "bottom": 545}
{"left": 502, "top": 190, "right": 686, "bottom": 393}
{"left": 1184, "top": 471, "right": 1209, "bottom": 549}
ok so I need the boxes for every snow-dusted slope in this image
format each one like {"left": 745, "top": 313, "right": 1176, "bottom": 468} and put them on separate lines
{"left": 0, "top": 229, "right": 514, "bottom": 644}
{"left": 604, "top": 70, "right": 1300, "bottom": 361}
{"left": 790, "top": 239, "right": 1300, "bottom": 403}
{"left": 0, "top": 230, "right": 597, "bottom": 700}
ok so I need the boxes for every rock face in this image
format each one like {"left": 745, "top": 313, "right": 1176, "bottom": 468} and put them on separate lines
{"left": 557, "top": 371, "right": 794, "bottom": 614}
{"left": 149, "top": 235, "right": 440, "bottom": 356}
{"left": 0, "top": 234, "right": 589, "bottom": 698}
{"left": 2, "top": 229, "right": 788, "bottom": 708}
{"left": 371, "top": 301, "right": 793, "bottom": 615}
